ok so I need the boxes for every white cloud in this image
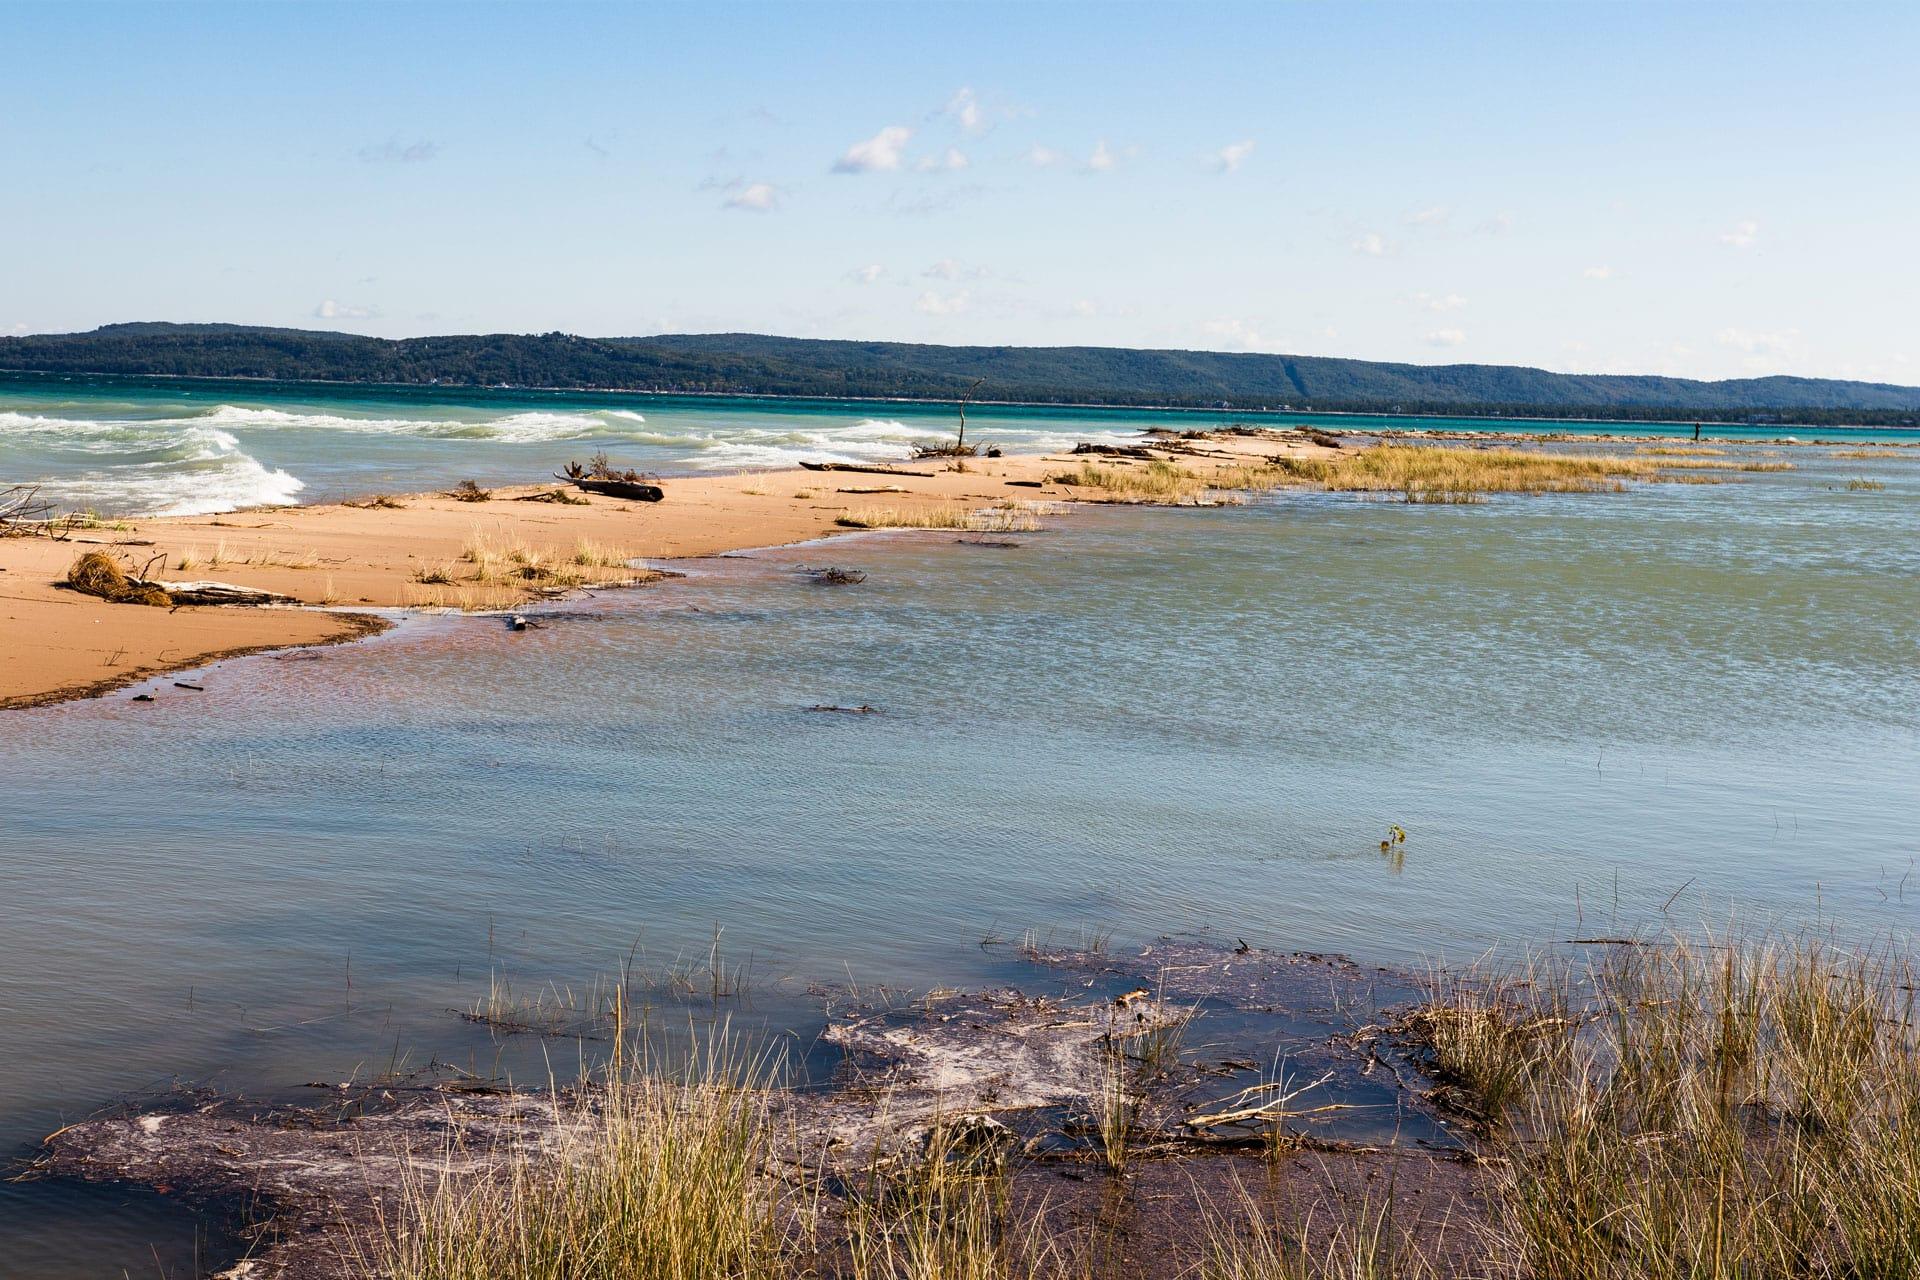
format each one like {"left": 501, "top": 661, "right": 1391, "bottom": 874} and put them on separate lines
{"left": 314, "top": 299, "right": 378, "bottom": 320}
{"left": 1071, "top": 299, "right": 1099, "bottom": 317}
{"left": 358, "top": 138, "right": 437, "bottom": 164}
{"left": 1405, "top": 205, "right": 1450, "bottom": 227}
{"left": 922, "top": 258, "right": 989, "bottom": 281}
{"left": 1087, "top": 139, "right": 1116, "bottom": 172}
{"left": 941, "top": 86, "right": 983, "bottom": 133}
{"left": 1426, "top": 328, "right": 1468, "bottom": 347}
{"left": 5, "top": 322, "right": 27, "bottom": 335}
{"left": 1027, "top": 144, "right": 1065, "bottom": 168}
{"left": 1720, "top": 218, "right": 1762, "bottom": 249}
{"left": 1716, "top": 326, "right": 1797, "bottom": 356}
{"left": 1210, "top": 139, "right": 1256, "bottom": 173}
{"left": 723, "top": 181, "right": 781, "bottom": 212}
{"left": 1475, "top": 211, "right": 1515, "bottom": 235}
{"left": 1350, "top": 231, "right": 1392, "bottom": 257}
{"left": 833, "top": 125, "right": 912, "bottom": 174}
{"left": 1408, "top": 292, "right": 1468, "bottom": 312}
{"left": 846, "top": 264, "right": 885, "bottom": 284}
{"left": 916, "top": 146, "right": 970, "bottom": 173}
{"left": 1201, "top": 317, "right": 1277, "bottom": 351}
{"left": 914, "top": 289, "right": 971, "bottom": 316}
{"left": 1582, "top": 265, "right": 1618, "bottom": 280}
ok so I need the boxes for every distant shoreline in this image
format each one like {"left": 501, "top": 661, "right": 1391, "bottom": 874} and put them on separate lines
{"left": 4, "top": 366, "right": 1917, "bottom": 436}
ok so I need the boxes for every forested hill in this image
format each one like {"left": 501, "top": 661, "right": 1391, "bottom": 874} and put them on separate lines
{"left": 4, "top": 323, "right": 1918, "bottom": 422}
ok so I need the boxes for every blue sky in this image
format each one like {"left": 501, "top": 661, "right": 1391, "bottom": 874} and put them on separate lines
{"left": 6, "top": 1, "right": 1917, "bottom": 383}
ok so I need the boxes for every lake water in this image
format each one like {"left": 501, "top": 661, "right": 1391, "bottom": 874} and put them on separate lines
{"left": 0, "top": 378, "right": 1916, "bottom": 1274}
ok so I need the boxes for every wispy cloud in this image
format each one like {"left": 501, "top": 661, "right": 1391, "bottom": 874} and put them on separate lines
{"left": 1425, "top": 328, "right": 1467, "bottom": 347}
{"left": 1210, "top": 139, "right": 1256, "bottom": 173}
{"left": 940, "top": 86, "right": 983, "bottom": 133}
{"left": 722, "top": 181, "right": 781, "bottom": 212}
{"left": 914, "top": 289, "right": 971, "bottom": 315}
{"left": 1087, "top": 140, "right": 1117, "bottom": 172}
{"left": 1201, "top": 317, "right": 1278, "bottom": 351}
{"left": 846, "top": 264, "right": 885, "bottom": 284}
{"left": 1719, "top": 218, "right": 1761, "bottom": 249}
{"left": 358, "top": 138, "right": 437, "bottom": 164}
{"left": 833, "top": 125, "right": 912, "bottom": 174}
{"left": 916, "top": 146, "right": 970, "bottom": 173}
{"left": 1350, "top": 231, "right": 1393, "bottom": 257}
{"left": 1408, "top": 292, "right": 1468, "bottom": 312}
{"left": 1027, "top": 144, "right": 1065, "bottom": 169}
{"left": 1405, "top": 205, "right": 1450, "bottom": 227}
{"left": 314, "top": 299, "right": 378, "bottom": 320}
{"left": 1474, "top": 211, "right": 1515, "bottom": 236}
{"left": 922, "top": 258, "right": 991, "bottom": 281}
{"left": 1716, "top": 326, "right": 1797, "bottom": 356}
{"left": 1582, "top": 265, "right": 1618, "bottom": 280}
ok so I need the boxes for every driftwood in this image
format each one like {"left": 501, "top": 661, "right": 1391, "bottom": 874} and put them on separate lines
{"left": 557, "top": 454, "right": 664, "bottom": 502}
{"left": 567, "top": 477, "right": 664, "bottom": 502}
{"left": 800, "top": 461, "right": 934, "bottom": 477}
{"left": 1072, "top": 442, "right": 1161, "bottom": 459}
{"left": 153, "top": 579, "right": 296, "bottom": 606}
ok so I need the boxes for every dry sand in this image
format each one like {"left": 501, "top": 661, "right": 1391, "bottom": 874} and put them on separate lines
{"left": 0, "top": 430, "right": 1336, "bottom": 710}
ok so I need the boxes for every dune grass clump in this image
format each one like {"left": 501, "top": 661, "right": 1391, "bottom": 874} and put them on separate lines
{"left": 1048, "top": 459, "right": 1292, "bottom": 504}
{"left": 836, "top": 506, "right": 1037, "bottom": 532}
{"left": 65, "top": 551, "right": 172, "bottom": 606}
{"left": 1639, "top": 446, "right": 1728, "bottom": 457}
{"left": 1415, "top": 936, "right": 1920, "bottom": 1280}
{"left": 379, "top": 1033, "right": 786, "bottom": 1280}
{"left": 572, "top": 539, "right": 635, "bottom": 568}
{"left": 1272, "top": 443, "right": 1657, "bottom": 503}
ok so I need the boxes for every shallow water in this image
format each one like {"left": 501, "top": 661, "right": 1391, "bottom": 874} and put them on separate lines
{"left": 3, "top": 370, "right": 1913, "bottom": 515}
{"left": 1, "top": 418, "right": 1917, "bottom": 1272}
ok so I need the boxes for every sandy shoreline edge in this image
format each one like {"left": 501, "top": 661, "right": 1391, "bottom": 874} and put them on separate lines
{"left": 0, "top": 430, "right": 1340, "bottom": 710}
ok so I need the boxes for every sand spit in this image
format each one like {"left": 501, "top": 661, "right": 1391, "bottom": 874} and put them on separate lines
{"left": 0, "top": 429, "right": 1341, "bottom": 709}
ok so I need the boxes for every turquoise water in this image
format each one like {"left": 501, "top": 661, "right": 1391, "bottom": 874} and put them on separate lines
{"left": 0, "top": 383, "right": 1916, "bottom": 1273}
{"left": 2, "top": 370, "right": 1914, "bottom": 515}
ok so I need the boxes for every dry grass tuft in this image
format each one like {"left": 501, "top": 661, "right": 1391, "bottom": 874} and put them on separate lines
{"left": 1845, "top": 477, "right": 1887, "bottom": 491}
{"left": 1273, "top": 443, "right": 1655, "bottom": 503}
{"left": 1638, "top": 446, "right": 1728, "bottom": 457}
{"left": 446, "top": 479, "right": 493, "bottom": 502}
{"left": 65, "top": 551, "right": 172, "bottom": 607}
{"left": 836, "top": 506, "right": 1038, "bottom": 532}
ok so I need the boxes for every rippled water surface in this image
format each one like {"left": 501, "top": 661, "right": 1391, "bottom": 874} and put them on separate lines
{"left": 1, "top": 394, "right": 1917, "bottom": 1273}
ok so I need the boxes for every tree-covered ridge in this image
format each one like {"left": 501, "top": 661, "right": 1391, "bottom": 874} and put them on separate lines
{"left": 3, "top": 323, "right": 1917, "bottom": 422}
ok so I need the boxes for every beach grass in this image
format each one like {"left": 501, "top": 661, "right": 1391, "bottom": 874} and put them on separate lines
{"left": 1273, "top": 443, "right": 1656, "bottom": 502}
{"left": 377, "top": 1030, "right": 786, "bottom": 1280}
{"left": 836, "top": 505, "right": 1038, "bottom": 532}
{"left": 1048, "top": 459, "right": 1291, "bottom": 504}
{"left": 1845, "top": 477, "right": 1887, "bottom": 491}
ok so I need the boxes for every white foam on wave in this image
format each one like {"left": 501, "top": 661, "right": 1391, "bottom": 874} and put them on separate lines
{"left": 194, "top": 404, "right": 629, "bottom": 443}
{"left": 20, "top": 423, "right": 306, "bottom": 516}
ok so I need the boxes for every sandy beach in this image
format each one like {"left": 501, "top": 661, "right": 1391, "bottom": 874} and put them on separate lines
{"left": 0, "top": 429, "right": 1339, "bottom": 710}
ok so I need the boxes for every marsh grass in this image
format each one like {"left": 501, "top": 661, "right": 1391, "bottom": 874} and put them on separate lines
{"left": 571, "top": 539, "right": 636, "bottom": 568}
{"left": 1088, "top": 1042, "right": 1138, "bottom": 1175}
{"left": 1845, "top": 477, "right": 1887, "bottom": 491}
{"left": 1198, "top": 1187, "right": 1439, "bottom": 1280}
{"left": 836, "top": 506, "right": 1038, "bottom": 532}
{"left": 848, "top": 1118, "right": 1062, "bottom": 1280}
{"left": 377, "top": 1029, "right": 787, "bottom": 1280}
{"left": 1048, "top": 459, "right": 1291, "bottom": 504}
{"left": 1638, "top": 446, "right": 1728, "bottom": 457}
{"left": 1441, "top": 935, "right": 1920, "bottom": 1279}
{"left": 1273, "top": 444, "right": 1656, "bottom": 503}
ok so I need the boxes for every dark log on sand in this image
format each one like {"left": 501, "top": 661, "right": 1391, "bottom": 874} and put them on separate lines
{"left": 1071, "top": 442, "right": 1162, "bottom": 459}
{"left": 568, "top": 478, "right": 664, "bottom": 502}
{"left": 799, "top": 461, "right": 934, "bottom": 477}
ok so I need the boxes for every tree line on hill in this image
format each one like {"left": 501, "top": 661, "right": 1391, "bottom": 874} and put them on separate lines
{"left": 2, "top": 323, "right": 1916, "bottom": 425}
